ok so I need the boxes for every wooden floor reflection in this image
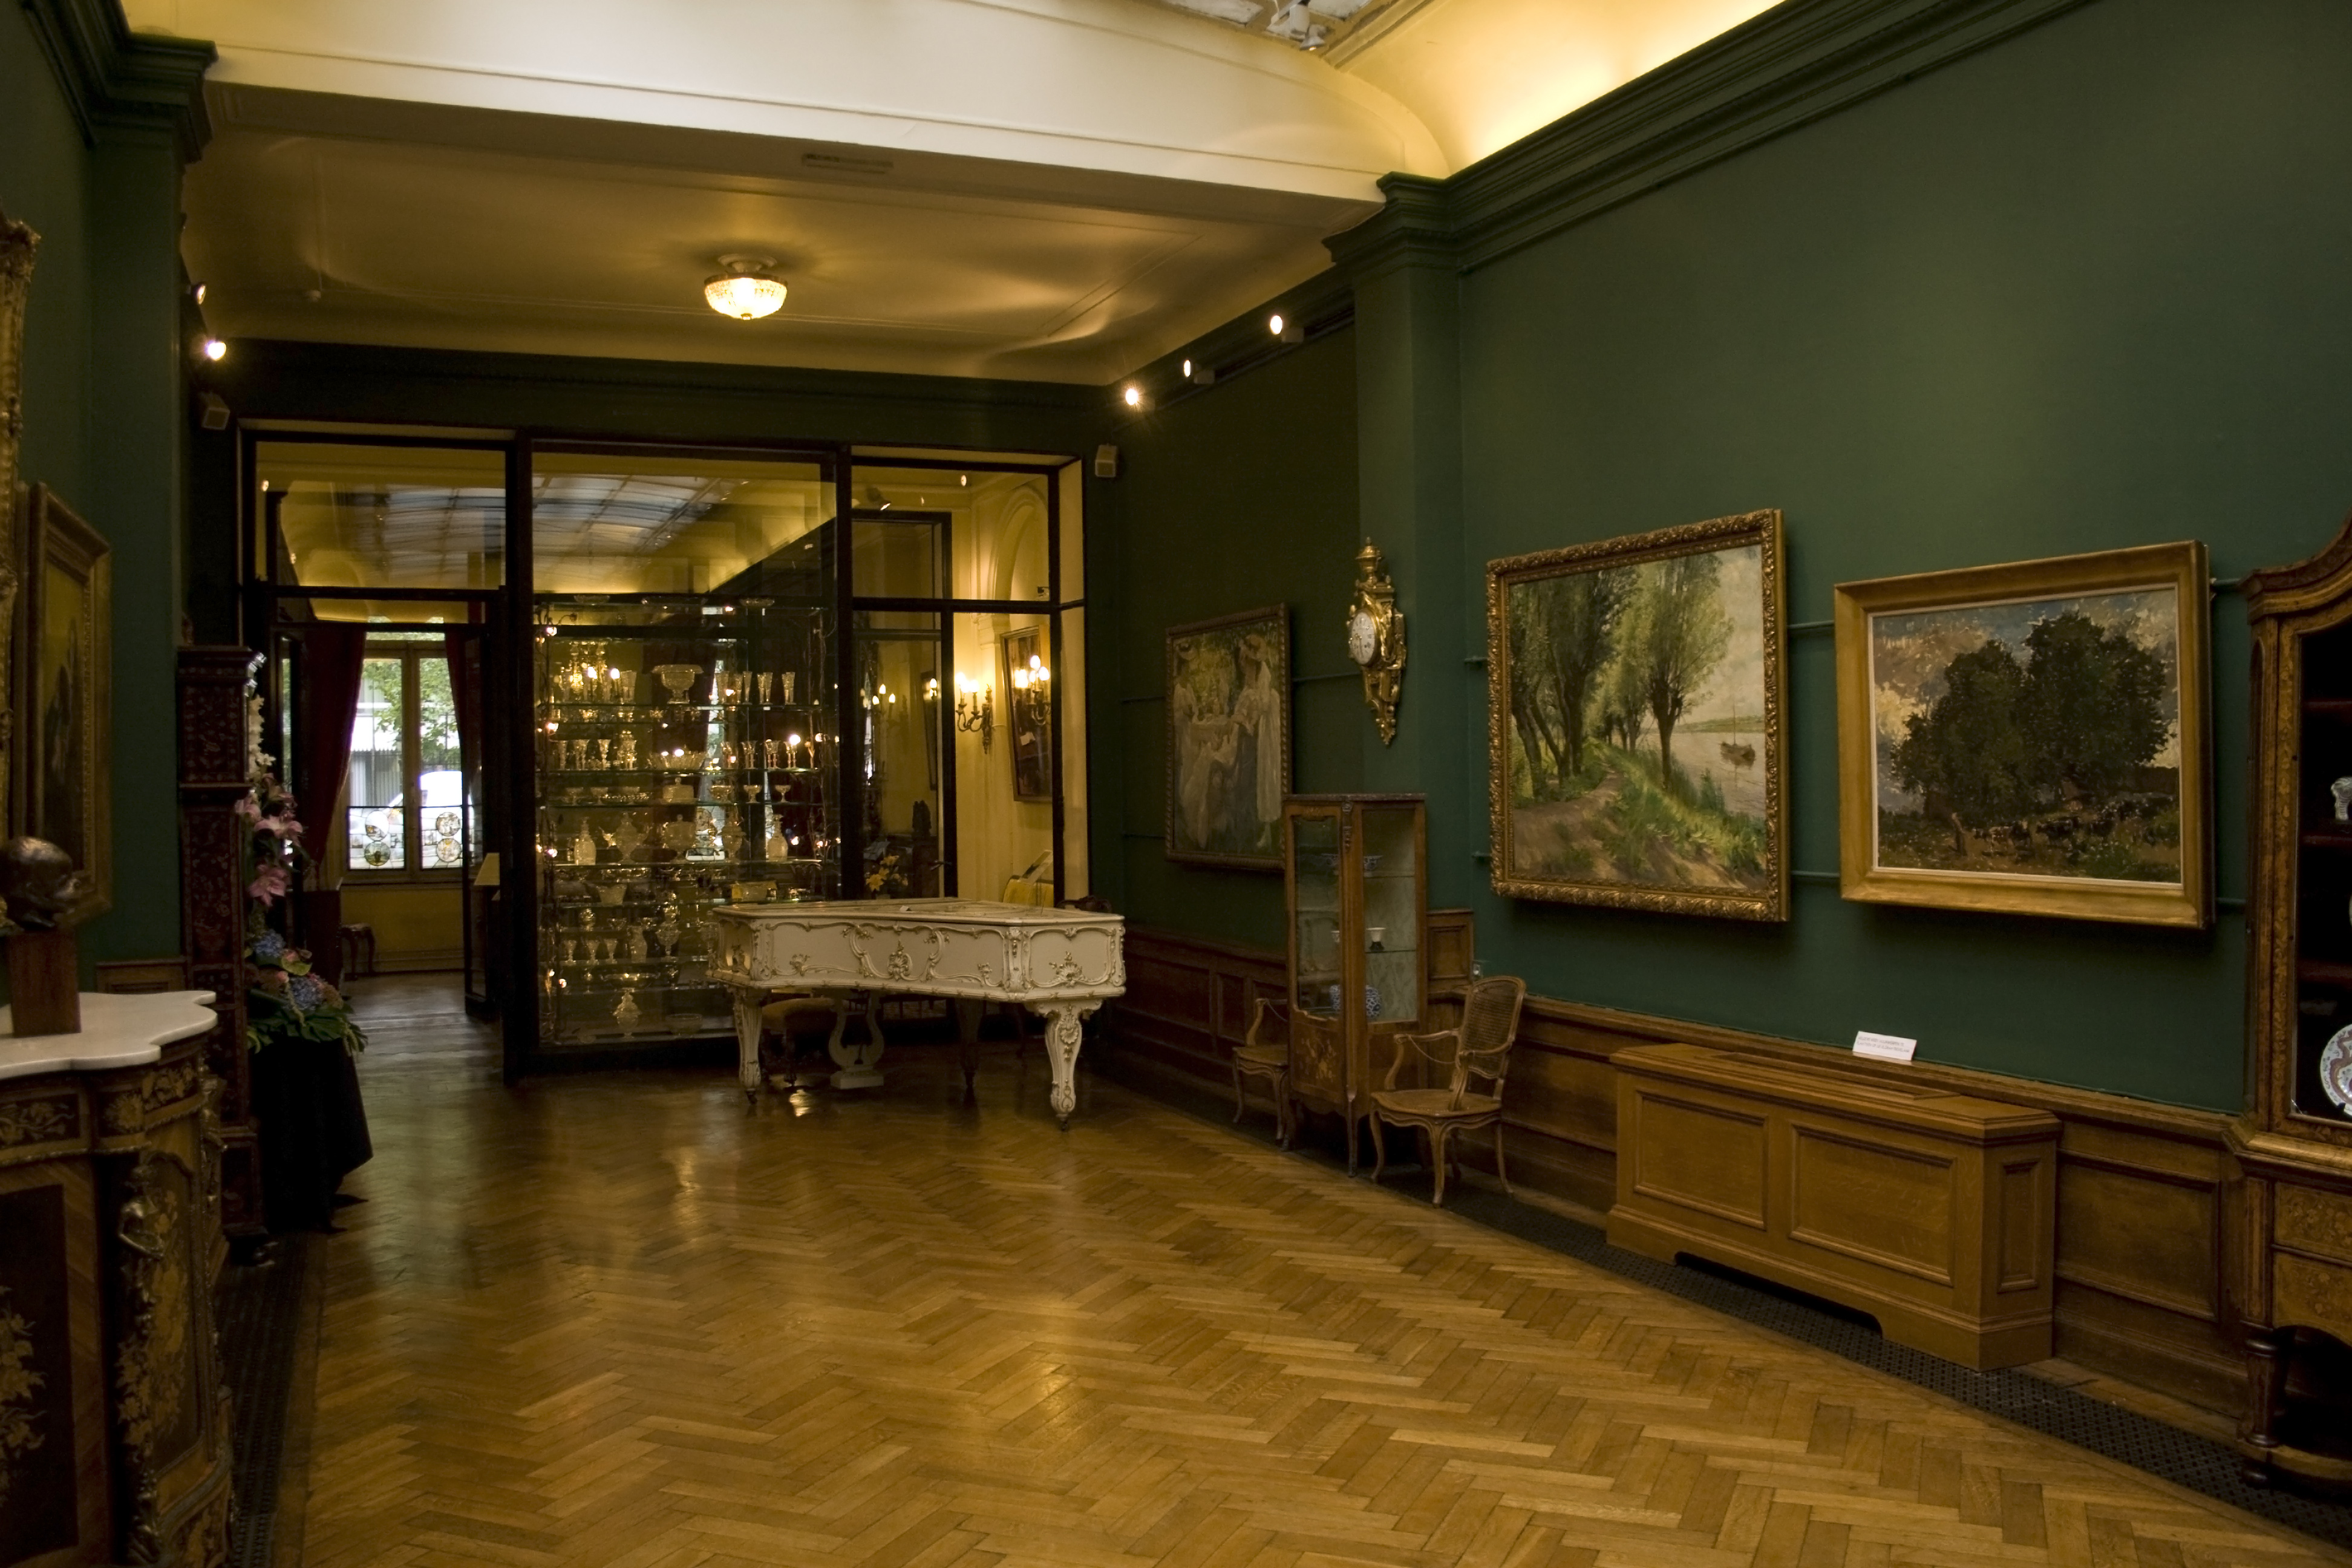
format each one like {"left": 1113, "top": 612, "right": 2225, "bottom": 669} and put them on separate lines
{"left": 301, "top": 978, "right": 2346, "bottom": 1568}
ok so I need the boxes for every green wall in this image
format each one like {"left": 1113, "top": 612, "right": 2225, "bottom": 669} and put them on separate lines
{"left": 1, "top": 4, "right": 205, "bottom": 978}
{"left": 1100, "top": 327, "right": 1362, "bottom": 949}
{"left": 1110, "top": 0, "right": 2352, "bottom": 1112}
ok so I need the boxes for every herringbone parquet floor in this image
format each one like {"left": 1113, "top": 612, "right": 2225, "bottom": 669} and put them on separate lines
{"left": 303, "top": 979, "right": 2347, "bottom": 1568}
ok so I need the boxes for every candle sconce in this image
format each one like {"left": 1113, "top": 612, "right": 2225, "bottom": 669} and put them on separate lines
{"left": 1010, "top": 653, "right": 1051, "bottom": 728}
{"left": 953, "top": 671, "right": 994, "bottom": 751}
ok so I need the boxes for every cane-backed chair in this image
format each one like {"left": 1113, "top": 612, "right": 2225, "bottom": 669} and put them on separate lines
{"left": 1230, "top": 998, "right": 1293, "bottom": 1146}
{"left": 1367, "top": 976, "right": 1526, "bottom": 1204}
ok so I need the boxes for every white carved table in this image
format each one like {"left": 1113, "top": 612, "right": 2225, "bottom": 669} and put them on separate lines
{"left": 709, "top": 898, "right": 1126, "bottom": 1125}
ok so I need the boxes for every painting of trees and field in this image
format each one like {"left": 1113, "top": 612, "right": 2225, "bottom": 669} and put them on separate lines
{"left": 1867, "top": 588, "right": 2182, "bottom": 883}
{"left": 1498, "top": 539, "right": 1774, "bottom": 900}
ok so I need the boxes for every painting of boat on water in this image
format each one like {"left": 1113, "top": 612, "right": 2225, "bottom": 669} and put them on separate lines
{"left": 1832, "top": 542, "right": 2210, "bottom": 928}
{"left": 1486, "top": 511, "right": 1786, "bottom": 921}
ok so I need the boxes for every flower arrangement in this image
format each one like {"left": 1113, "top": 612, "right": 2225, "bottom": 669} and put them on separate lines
{"left": 245, "top": 921, "right": 366, "bottom": 1054}
{"left": 238, "top": 688, "right": 365, "bottom": 1054}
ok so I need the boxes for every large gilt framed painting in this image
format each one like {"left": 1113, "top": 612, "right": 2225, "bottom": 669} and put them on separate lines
{"left": 15, "top": 485, "right": 111, "bottom": 914}
{"left": 1487, "top": 511, "right": 1787, "bottom": 921}
{"left": 1166, "top": 604, "right": 1290, "bottom": 870}
{"left": 1834, "top": 543, "right": 2209, "bottom": 928}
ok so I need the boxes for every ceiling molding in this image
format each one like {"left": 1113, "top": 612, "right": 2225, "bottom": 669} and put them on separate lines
{"left": 1324, "top": 0, "right": 2099, "bottom": 278}
{"left": 21, "top": 0, "right": 215, "bottom": 155}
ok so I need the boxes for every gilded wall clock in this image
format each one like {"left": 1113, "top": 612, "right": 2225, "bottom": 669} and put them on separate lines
{"left": 1347, "top": 540, "right": 1405, "bottom": 744}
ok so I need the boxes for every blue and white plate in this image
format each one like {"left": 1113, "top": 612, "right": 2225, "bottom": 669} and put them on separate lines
{"left": 2324, "top": 1026, "right": 2352, "bottom": 1114}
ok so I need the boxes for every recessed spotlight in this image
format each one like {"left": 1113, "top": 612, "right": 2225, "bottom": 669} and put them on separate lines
{"left": 1268, "top": 314, "right": 1284, "bottom": 337}
{"left": 1181, "top": 358, "right": 1192, "bottom": 377}
{"left": 200, "top": 336, "right": 227, "bottom": 361}
{"left": 1122, "top": 384, "right": 1143, "bottom": 409}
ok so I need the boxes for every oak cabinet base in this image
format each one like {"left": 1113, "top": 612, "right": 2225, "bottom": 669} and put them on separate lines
{"left": 1608, "top": 1043, "right": 2059, "bottom": 1371}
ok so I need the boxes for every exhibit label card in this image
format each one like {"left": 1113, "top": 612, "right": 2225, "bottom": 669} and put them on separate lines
{"left": 1852, "top": 1030, "right": 1918, "bottom": 1063}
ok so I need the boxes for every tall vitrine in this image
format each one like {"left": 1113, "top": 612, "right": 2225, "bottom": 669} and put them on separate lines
{"left": 2236, "top": 517, "right": 2352, "bottom": 1488}
{"left": 1283, "top": 794, "right": 1428, "bottom": 1172}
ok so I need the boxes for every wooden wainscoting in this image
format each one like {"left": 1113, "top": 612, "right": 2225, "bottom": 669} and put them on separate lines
{"left": 1101, "top": 924, "right": 2246, "bottom": 1419}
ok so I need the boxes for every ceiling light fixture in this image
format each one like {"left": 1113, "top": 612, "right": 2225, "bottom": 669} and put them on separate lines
{"left": 704, "top": 255, "right": 787, "bottom": 320}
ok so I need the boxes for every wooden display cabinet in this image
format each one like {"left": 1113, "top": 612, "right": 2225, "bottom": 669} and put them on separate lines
{"left": 2236, "top": 516, "right": 2352, "bottom": 1488}
{"left": 1281, "top": 794, "right": 1428, "bottom": 1173}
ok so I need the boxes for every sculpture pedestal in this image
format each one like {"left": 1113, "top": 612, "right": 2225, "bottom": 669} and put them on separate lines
{"left": 7, "top": 926, "right": 80, "bottom": 1034}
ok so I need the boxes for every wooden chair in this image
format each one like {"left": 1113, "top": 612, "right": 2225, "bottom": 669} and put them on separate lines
{"left": 1230, "top": 998, "right": 1292, "bottom": 1146}
{"left": 1368, "top": 975, "right": 1526, "bottom": 1205}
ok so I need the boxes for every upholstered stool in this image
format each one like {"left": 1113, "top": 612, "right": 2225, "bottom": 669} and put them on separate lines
{"left": 1229, "top": 997, "right": 1292, "bottom": 1146}
{"left": 758, "top": 994, "right": 845, "bottom": 1088}
{"left": 338, "top": 923, "right": 377, "bottom": 979}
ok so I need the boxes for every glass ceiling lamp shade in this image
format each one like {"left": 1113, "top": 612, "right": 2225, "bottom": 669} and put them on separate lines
{"left": 704, "top": 255, "right": 787, "bottom": 321}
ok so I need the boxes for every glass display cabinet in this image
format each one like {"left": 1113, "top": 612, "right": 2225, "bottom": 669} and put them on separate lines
{"left": 534, "top": 592, "right": 838, "bottom": 1048}
{"left": 1282, "top": 794, "right": 1428, "bottom": 1172}
{"left": 2235, "top": 520, "right": 2352, "bottom": 1488}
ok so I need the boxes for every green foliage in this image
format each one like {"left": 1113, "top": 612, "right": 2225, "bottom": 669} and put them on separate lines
{"left": 1624, "top": 552, "right": 1731, "bottom": 783}
{"left": 1890, "top": 612, "right": 2169, "bottom": 829}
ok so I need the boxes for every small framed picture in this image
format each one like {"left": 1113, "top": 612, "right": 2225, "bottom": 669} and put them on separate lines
{"left": 15, "top": 483, "right": 112, "bottom": 915}
{"left": 1002, "top": 623, "right": 1053, "bottom": 803}
{"left": 1833, "top": 541, "right": 2210, "bottom": 927}
{"left": 1166, "top": 604, "right": 1291, "bottom": 870}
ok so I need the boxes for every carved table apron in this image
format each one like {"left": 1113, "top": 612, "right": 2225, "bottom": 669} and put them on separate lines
{"left": 710, "top": 899, "right": 1126, "bottom": 1125}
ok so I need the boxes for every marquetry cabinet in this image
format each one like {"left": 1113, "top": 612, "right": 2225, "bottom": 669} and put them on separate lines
{"left": 1281, "top": 794, "right": 1428, "bottom": 1173}
{"left": 2235, "top": 516, "right": 2352, "bottom": 1488}
{"left": 0, "top": 998, "right": 233, "bottom": 1568}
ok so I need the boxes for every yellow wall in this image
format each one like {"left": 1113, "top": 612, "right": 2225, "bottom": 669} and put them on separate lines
{"left": 341, "top": 882, "right": 465, "bottom": 972}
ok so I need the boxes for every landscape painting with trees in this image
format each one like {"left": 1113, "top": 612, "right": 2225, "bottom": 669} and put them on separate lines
{"left": 1486, "top": 511, "right": 1786, "bottom": 921}
{"left": 1833, "top": 543, "right": 2210, "bottom": 928}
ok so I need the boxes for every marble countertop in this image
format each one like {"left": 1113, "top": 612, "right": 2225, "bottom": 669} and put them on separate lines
{"left": 0, "top": 991, "right": 218, "bottom": 1082}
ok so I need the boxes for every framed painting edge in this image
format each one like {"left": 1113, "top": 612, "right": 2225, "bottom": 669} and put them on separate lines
{"left": 999, "top": 621, "right": 1053, "bottom": 805}
{"left": 1164, "top": 603, "right": 1292, "bottom": 872}
{"left": 15, "top": 482, "right": 113, "bottom": 918}
{"left": 1485, "top": 509, "right": 1788, "bottom": 922}
{"left": 1832, "top": 539, "right": 2210, "bottom": 929}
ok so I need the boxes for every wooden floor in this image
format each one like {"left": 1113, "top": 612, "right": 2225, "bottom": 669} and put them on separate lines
{"left": 299, "top": 977, "right": 2348, "bottom": 1568}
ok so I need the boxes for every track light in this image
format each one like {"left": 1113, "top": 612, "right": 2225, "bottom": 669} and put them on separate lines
{"left": 200, "top": 336, "right": 227, "bottom": 362}
{"left": 1122, "top": 384, "right": 1143, "bottom": 410}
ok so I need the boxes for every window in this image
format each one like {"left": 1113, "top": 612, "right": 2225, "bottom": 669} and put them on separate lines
{"left": 346, "top": 638, "right": 469, "bottom": 875}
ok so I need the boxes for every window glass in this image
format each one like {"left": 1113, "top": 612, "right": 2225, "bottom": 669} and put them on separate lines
{"left": 348, "top": 656, "right": 405, "bottom": 871}
{"left": 854, "top": 465, "right": 1050, "bottom": 604}
{"left": 854, "top": 611, "right": 944, "bottom": 898}
{"left": 852, "top": 512, "right": 945, "bottom": 598}
{"left": 258, "top": 443, "right": 506, "bottom": 590}
{"left": 531, "top": 452, "right": 833, "bottom": 596}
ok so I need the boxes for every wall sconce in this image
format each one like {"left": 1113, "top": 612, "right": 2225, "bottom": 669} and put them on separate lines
{"left": 1010, "top": 653, "right": 1051, "bottom": 726}
{"left": 954, "top": 672, "right": 994, "bottom": 751}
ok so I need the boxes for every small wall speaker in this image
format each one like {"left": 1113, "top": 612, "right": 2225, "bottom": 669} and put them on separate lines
{"left": 200, "top": 392, "right": 232, "bottom": 431}
{"left": 1093, "top": 443, "right": 1120, "bottom": 480}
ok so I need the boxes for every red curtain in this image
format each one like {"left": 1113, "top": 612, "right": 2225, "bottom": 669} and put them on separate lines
{"left": 294, "top": 625, "right": 368, "bottom": 882}
{"left": 443, "top": 629, "right": 482, "bottom": 785}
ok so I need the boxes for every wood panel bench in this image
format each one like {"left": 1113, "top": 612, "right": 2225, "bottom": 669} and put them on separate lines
{"left": 1607, "top": 1042, "right": 2060, "bottom": 1369}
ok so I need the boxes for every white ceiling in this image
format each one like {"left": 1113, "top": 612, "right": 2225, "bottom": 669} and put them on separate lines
{"left": 134, "top": 0, "right": 1774, "bottom": 384}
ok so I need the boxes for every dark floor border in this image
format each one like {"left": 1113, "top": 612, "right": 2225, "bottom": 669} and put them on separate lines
{"left": 215, "top": 1233, "right": 322, "bottom": 1568}
{"left": 1089, "top": 1051, "right": 2352, "bottom": 1552}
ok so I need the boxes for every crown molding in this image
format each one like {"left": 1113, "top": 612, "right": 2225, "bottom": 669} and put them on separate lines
{"left": 21, "top": 0, "right": 215, "bottom": 158}
{"left": 1325, "top": 0, "right": 2097, "bottom": 280}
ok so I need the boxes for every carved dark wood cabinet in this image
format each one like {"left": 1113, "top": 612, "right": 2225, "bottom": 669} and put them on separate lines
{"left": 0, "top": 1025, "right": 233, "bottom": 1568}
{"left": 2236, "top": 515, "right": 2352, "bottom": 1488}
{"left": 175, "top": 646, "right": 263, "bottom": 1240}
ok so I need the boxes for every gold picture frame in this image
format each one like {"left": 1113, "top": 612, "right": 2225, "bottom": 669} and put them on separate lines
{"left": 1833, "top": 541, "right": 2210, "bottom": 928}
{"left": 1002, "top": 622, "right": 1053, "bottom": 803}
{"left": 1166, "top": 604, "right": 1291, "bottom": 871}
{"left": 1487, "top": 511, "right": 1788, "bottom": 921}
{"left": 16, "top": 485, "right": 113, "bottom": 915}
{"left": 0, "top": 208, "right": 39, "bottom": 838}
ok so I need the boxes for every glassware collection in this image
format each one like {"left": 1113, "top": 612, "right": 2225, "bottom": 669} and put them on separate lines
{"left": 535, "top": 599, "right": 839, "bottom": 1045}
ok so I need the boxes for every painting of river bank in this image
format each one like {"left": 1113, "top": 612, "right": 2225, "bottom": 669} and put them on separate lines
{"left": 1486, "top": 511, "right": 1786, "bottom": 921}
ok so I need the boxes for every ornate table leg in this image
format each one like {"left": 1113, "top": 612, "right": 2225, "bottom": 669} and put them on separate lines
{"left": 829, "top": 990, "right": 885, "bottom": 1089}
{"left": 728, "top": 985, "right": 766, "bottom": 1106}
{"left": 952, "top": 999, "right": 984, "bottom": 1095}
{"left": 1030, "top": 1001, "right": 1099, "bottom": 1127}
{"left": 2241, "top": 1327, "right": 2290, "bottom": 1485}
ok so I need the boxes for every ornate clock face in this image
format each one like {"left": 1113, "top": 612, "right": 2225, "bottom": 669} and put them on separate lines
{"left": 1347, "top": 608, "right": 1379, "bottom": 666}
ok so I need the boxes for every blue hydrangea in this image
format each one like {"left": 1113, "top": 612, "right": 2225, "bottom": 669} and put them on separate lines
{"left": 253, "top": 930, "right": 287, "bottom": 961}
{"left": 289, "top": 974, "right": 325, "bottom": 1012}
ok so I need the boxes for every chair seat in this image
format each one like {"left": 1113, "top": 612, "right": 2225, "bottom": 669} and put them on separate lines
{"left": 1232, "top": 1044, "right": 1288, "bottom": 1070}
{"left": 1371, "top": 1088, "right": 1500, "bottom": 1120}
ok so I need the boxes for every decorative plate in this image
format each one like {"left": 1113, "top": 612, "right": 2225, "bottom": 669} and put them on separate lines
{"left": 2322, "top": 1025, "right": 2352, "bottom": 1114}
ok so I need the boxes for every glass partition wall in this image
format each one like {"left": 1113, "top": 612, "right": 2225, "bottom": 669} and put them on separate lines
{"left": 243, "top": 433, "right": 1088, "bottom": 1074}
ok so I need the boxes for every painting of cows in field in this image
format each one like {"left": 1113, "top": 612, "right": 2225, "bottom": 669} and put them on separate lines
{"left": 1869, "top": 587, "right": 2183, "bottom": 884}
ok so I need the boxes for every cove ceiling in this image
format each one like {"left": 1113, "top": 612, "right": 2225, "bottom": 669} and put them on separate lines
{"left": 133, "top": 0, "right": 1772, "bottom": 383}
